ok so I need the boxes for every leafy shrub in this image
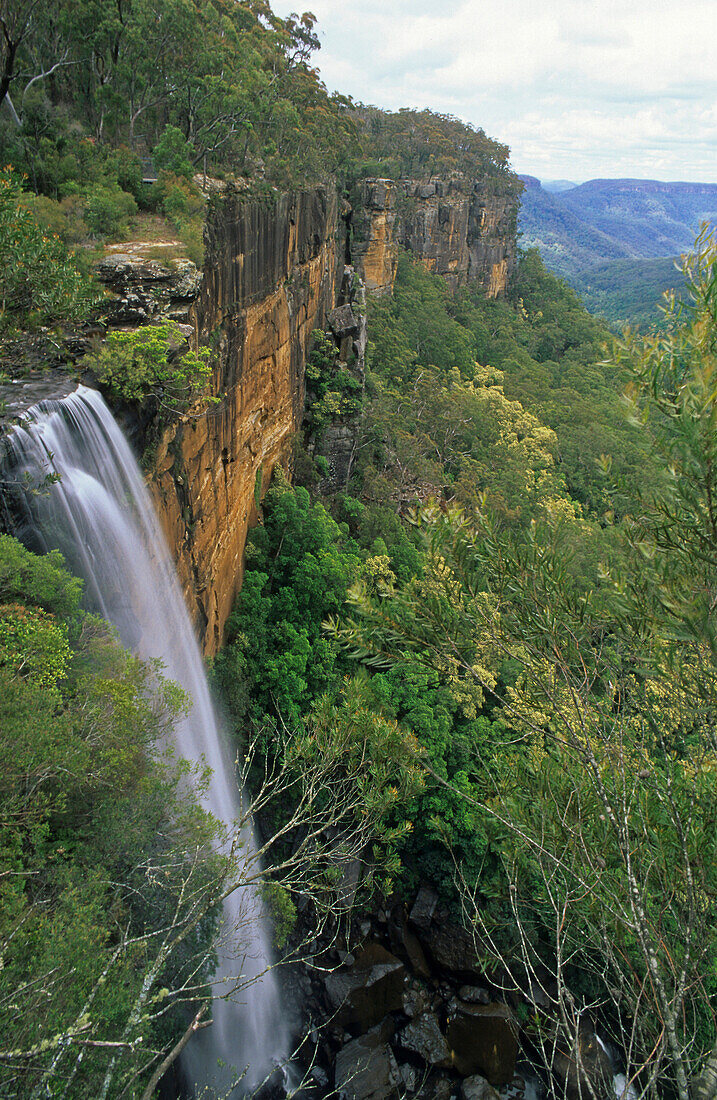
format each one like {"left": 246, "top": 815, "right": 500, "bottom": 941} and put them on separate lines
{"left": 0, "top": 535, "right": 82, "bottom": 617}
{"left": 153, "top": 126, "right": 195, "bottom": 179}
{"left": 84, "top": 322, "right": 213, "bottom": 411}
{"left": 0, "top": 169, "right": 102, "bottom": 334}
{"left": 0, "top": 603, "right": 72, "bottom": 692}
{"left": 84, "top": 183, "right": 137, "bottom": 238}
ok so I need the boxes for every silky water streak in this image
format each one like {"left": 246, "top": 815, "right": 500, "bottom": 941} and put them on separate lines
{"left": 2, "top": 384, "right": 287, "bottom": 1095}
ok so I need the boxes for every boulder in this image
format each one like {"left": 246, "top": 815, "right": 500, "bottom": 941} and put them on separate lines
{"left": 459, "top": 987, "right": 490, "bottom": 1005}
{"left": 445, "top": 1002, "right": 518, "bottom": 1085}
{"left": 399, "top": 1063, "right": 419, "bottom": 1092}
{"left": 423, "top": 919, "right": 484, "bottom": 977}
{"left": 415, "top": 1074, "right": 452, "bottom": 1100}
{"left": 461, "top": 1074, "right": 500, "bottom": 1100}
{"left": 409, "top": 885, "right": 438, "bottom": 933}
{"left": 400, "top": 919, "right": 432, "bottom": 978}
{"left": 324, "top": 943, "right": 405, "bottom": 1032}
{"left": 550, "top": 1024, "right": 613, "bottom": 1100}
{"left": 500, "top": 1075, "right": 542, "bottom": 1100}
{"left": 335, "top": 1033, "right": 401, "bottom": 1100}
{"left": 402, "top": 984, "right": 430, "bottom": 1019}
{"left": 328, "top": 303, "right": 360, "bottom": 340}
{"left": 398, "top": 1012, "right": 451, "bottom": 1068}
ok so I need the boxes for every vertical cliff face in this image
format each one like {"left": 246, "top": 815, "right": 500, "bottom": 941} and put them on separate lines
{"left": 149, "top": 188, "right": 344, "bottom": 655}
{"left": 352, "top": 176, "right": 518, "bottom": 297}
{"left": 351, "top": 180, "right": 400, "bottom": 296}
{"left": 147, "top": 176, "right": 518, "bottom": 653}
{"left": 0, "top": 171, "right": 520, "bottom": 657}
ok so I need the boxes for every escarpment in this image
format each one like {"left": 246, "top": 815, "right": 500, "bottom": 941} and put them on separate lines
{"left": 148, "top": 188, "right": 345, "bottom": 655}
{"left": 143, "top": 173, "right": 519, "bottom": 654}
{"left": 351, "top": 176, "right": 518, "bottom": 297}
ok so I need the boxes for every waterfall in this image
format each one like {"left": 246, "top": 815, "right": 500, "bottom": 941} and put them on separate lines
{"left": 1, "top": 385, "right": 288, "bottom": 1096}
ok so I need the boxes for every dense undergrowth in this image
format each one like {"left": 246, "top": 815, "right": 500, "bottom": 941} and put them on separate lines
{"left": 0, "top": 535, "right": 222, "bottom": 1097}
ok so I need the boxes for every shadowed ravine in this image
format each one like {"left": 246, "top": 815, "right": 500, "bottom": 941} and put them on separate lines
{"left": 1, "top": 384, "right": 288, "bottom": 1097}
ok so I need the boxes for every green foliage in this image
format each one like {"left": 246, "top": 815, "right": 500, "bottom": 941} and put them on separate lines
{"left": 83, "top": 181, "right": 137, "bottom": 238}
{"left": 0, "top": 169, "right": 102, "bottom": 334}
{"left": 333, "top": 234, "right": 717, "bottom": 1096}
{"left": 0, "top": 534, "right": 82, "bottom": 616}
{"left": 289, "top": 676, "right": 425, "bottom": 890}
{"left": 0, "top": 602, "right": 71, "bottom": 692}
{"left": 305, "top": 329, "right": 363, "bottom": 443}
{"left": 3, "top": 0, "right": 359, "bottom": 194}
{"left": 216, "top": 479, "right": 362, "bottom": 731}
{"left": 364, "top": 248, "right": 658, "bottom": 525}
{"left": 368, "top": 253, "right": 476, "bottom": 380}
{"left": 153, "top": 172, "right": 206, "bottom": 265}
{"left": 572, "top": 255, "right": 686, "bottom": 329}
{"left": 152, "top": 125, "right": 195, "bottom": 179}
{"left": 260, "top": 881, "right": 297, "bottom": 949}
{"left": 351, "top": 107, "right": 517, "bottom": 187}
{"left": 84, "top": 321, "right": 213, "bottom": 411}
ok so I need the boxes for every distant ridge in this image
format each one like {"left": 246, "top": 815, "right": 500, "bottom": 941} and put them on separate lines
{"left": 541, "top": 179, "right": 578, "bottom": 193}
{"left": 518, "top": 176, "right": 717, "bottom": 326}
{"left": 519, "top": 175, "right": 717, "bottom": 278}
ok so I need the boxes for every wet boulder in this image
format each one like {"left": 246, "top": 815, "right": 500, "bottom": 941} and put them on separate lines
{"left": 399, "top": 919, "right": 432, "bottom": 979}
{"left": 445, "top": 1002, "right": 518, "bottom": 1084}
{"left": 335, "top": 1032, "right": 401, "bottom": 1100}
{"left": 324, "top": 943, "right": 406, "bottom": 1032}
{"left": 461, "top": 1074, "right": 500, "bottom": 1100}
{"left": 550, "top": 1024, "right": 613, "bottom": 1100}
{"left": 402, "top": 983, "right": 431, "bottom": 1019}
{"left": 458, "top": 986, "right": 490, "bottom": 1005}
{"left": 398, "top": 1012, "right": 451, "bottom": 1068}
{"left": 423, "top": 919, "right": 484, "bottom": 977}
{"left": 409, "top": 885, "right": 438, "bottom": 932}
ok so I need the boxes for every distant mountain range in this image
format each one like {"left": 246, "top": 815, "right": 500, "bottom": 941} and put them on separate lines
{"left": 518, "top": 176, "right": 717, "bottom": 326}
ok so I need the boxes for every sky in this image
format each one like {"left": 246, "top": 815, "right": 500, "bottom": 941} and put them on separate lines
{"left": 271, "top": 0, "right": 717, "bottom": 183}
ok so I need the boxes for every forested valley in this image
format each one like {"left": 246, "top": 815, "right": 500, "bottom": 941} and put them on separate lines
{"left": 1, "top": 3, "right": 716, "bottom": 1100}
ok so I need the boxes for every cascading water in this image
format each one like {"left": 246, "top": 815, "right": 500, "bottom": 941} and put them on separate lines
{"left": 1, "top": 384, "right": 288, "bottom": 1096}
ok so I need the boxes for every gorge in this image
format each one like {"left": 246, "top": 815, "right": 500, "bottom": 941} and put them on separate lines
{"left": 2, "top": 30, "right": 716, "bottom": 1093}
{"left": 0, "top": 166, "right": 520, "bottom": 1097}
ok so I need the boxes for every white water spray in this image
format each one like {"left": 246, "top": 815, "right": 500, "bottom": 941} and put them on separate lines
{"left": 3, "top": 385, "right": 288, "bottom": 1096}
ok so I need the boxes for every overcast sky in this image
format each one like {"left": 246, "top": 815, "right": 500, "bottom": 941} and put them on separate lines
{"left": 271, "top": 0, "right": 716, "bottom": 183}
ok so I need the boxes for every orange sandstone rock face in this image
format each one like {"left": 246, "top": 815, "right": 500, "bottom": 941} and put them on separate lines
{"left": 353, "top": 177, "right": 517, "bottom": 298}
{"left": 352, "top": 180, "right": 399, "bottom": 296}
{"left": 149, "top": 188, "right": 343, "bottom": 655}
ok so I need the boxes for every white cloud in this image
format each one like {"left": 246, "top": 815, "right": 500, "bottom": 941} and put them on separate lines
{"left": 272, "top": 0, "right": 717, "bottom": 181}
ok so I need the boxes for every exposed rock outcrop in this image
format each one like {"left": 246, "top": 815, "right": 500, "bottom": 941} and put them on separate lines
{"left": 129, "top": 174, "right": 517, "bottom": 653}
{"left": 1, "top": 167, "right": 518, "bottom": 656}
{"left": 352, "top": 177, "right": 518, "bottom": 299}
{"left": 289, "top": 885, "right": 539, "bottom": 1100}
{"left": 446, "top": 1002, "right": 519, "bottom": 1084}
{"left": 324, "top": 944, "right": 406, "bottom": 1032}
{"left": 335, "top": 1030, "right": 402, "bottom": 1100}
{"left": 96, "top": 255, "right": 202, "bottom": 325}
{"left": 148, "top": 187, "right": 344, "bottom": 654}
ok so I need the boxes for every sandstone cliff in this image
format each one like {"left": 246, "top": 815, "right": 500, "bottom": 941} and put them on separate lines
{"left": 352, "top": 176, "right": 518, "bottom": 297}
{"left": 149, "top": 188, "right": 344, "bottom": 654}
{"left": 141, "top": 175, "right": 519, "bottom": 653}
